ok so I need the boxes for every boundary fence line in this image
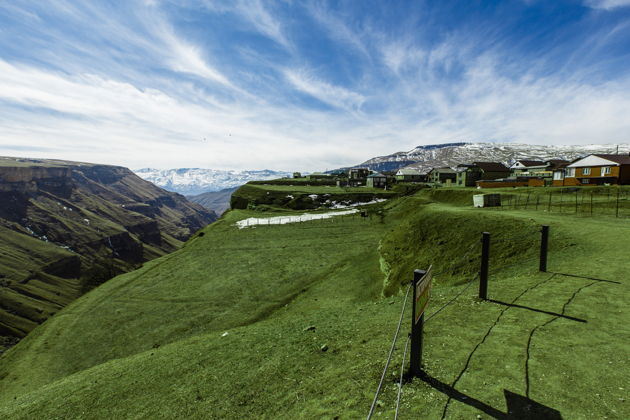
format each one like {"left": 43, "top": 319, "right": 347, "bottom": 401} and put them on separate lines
{"left": 366, "top": 238, "right": 481, "bottom": 420}
{"left": 490, "top": 187, "right": 630, "bottom": 218}
{"left": 367, "top": 282, "right": 412, "bottom": 420}
{"left": 368, "top": 224, "right": 565, "bottom": 418}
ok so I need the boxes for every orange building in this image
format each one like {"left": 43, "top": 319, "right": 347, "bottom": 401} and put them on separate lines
{"left": 555, "top": 154, "right": 630, "bottom": 186}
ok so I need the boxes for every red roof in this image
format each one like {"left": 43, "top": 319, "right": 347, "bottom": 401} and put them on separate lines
{"left": 595, "top": 154, "right": 630, "bottom": 165}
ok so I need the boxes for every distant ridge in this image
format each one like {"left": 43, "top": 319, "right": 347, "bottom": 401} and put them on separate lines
{"left": 355, "top": 142, "right": 630, "bottom": 172}
{"left": 135, "top": 168, "right": 292, "bottom": 195}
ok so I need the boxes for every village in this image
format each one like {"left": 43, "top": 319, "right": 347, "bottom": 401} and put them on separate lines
{"left": 292, "top": 152, "right": 630, "bottom": 189}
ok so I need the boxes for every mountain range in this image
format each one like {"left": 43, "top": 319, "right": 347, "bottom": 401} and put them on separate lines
{"left": 135, "top": 168, "right": 292, "bottom": 196}
{"left": 356, "top": 142, "right": 630, "bottom": 172}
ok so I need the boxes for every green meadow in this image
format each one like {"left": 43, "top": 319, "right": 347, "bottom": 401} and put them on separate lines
{"left": 0, "top": 186, "right": 628, "bottom": 419}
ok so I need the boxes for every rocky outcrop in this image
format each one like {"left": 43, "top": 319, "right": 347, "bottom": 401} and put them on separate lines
{"left": 0, "top": 166, "right": 73, "bottom": 196}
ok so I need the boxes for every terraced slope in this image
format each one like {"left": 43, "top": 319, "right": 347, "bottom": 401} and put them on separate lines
{"left": 0, "top": 187, "right": 627, "bottom": 419}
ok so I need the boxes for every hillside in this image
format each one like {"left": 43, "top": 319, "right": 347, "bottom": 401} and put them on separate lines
{"left": 187, "top": 187, "right": 238, "bottom": 215}
{"left": 0, "top": 157, "right": 216, "bottom": 351}
{"left": 0, "top": 185, "right": 628, "bottom": 419}
{"left": 356, "top": 142, "right": 630, "bottom": 172}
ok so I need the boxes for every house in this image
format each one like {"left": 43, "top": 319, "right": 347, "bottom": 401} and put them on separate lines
{"left": 347, "top": 168, "right": 371, "bottom": 186}
{"left": 366, "top": 172, "right": 388, "bottom": 189}
{"left": 427, "top": 167, "right": 456, "bottom": 185}
{"left": 550, "top": 161, "right": 572, "bottom": 186}
{"left": 395, "top": 168, "right": 427, "bottom": 183}
{"left": 455, "top": 162, "right": 510, "bottom": 187}
{"left": 510, "top": 160, "right": 548, "bottom": 176}
{"left": 561, "top": 154, "right": 630, "bottom": 186}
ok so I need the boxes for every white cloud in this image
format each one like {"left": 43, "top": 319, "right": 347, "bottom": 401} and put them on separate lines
{"left": 159, "top": 27, "right": 231, "bottom": 86}
{"left": 237, "top": 0, "right": 290, "bottom": 48}
{"left": 284, "top": 69, "right": 366, "bottom": 111}
{"left": 306, "top": 3, "right": 369, "bottom": 57}
{"left": 201, "top": 0, "right": 291, "bottom": 49}
{"left": 585, "top": 0, "right": 630, "bottom": 9}
{"left": 0, "top": 60, "right": 378, "bottom": 170}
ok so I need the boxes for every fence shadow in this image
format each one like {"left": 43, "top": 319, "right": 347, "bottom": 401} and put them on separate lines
{"left": 551, "top": 272, "right": 621, "bottom": 284}
{"left": 487, "top": 299, "right": 587, "bottom": 323}
{"left": 417, "top": 371, "right": 563, "bottom": 419}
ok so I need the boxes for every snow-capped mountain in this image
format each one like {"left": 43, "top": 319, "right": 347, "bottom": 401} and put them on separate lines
{"left": 134, "top": 168, "right": 292, "bottom": 195}
{"left": 357, "top": 142, "right": 630, "bottom": 173}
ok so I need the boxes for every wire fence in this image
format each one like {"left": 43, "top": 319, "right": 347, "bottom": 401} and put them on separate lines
{"left": 367, "top": 282, "right": 412, "bottom": 420}
{"left": 492, "top": 186, "right": 630, "bottom": 218}
{"left": 367, "top": 225, "right": 557, "bottom": 419}
{"left": 367, "top": 239, "right": 481, "bottom": 420}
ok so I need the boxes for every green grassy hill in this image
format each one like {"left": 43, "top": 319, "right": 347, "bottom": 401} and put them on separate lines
{"left": 0, "top": 186, "right": 627, "bottom": 419}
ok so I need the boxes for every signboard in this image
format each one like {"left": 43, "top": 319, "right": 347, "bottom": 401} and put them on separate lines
{"left": 414, "top": 265, "right": 433, "bottom": 324}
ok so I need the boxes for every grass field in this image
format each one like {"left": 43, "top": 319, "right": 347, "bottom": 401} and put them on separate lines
{"left": 230, "top": 183, "right": 397, "bottom": 210}
{"left": 0, "top": 187, "right": 628, "bottom": 419}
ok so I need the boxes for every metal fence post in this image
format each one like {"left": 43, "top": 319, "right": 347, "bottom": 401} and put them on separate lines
{"left": 410, "top": 269, "right": 426, "bottom": 377}
{"left": 540, "top": 225, "right": 549, "bottom": 272}
{"left": 479, "top": 232, "right": 490, "bottom": 300}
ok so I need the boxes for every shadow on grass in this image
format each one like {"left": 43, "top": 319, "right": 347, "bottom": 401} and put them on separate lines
{"left": 416, "top": 371, "right": 563, "bottom": 419}
{"left": 487, "top": 299, "right": 587, "bottom": 323}
{"left": 551, "top": 272, "right": 621, "bottom": 284}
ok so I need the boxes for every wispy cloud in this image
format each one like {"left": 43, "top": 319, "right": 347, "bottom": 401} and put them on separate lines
{"left": 585, "top": 0, "right": 630, "bottom": 10}
{"left": 154, "top": 21, "right": 231, "bottom": 86}
{"left": 306, "top": 2, "right": 370, "bottom": 57}
{"left": 284, "top": 68, "right": 366, "bottom": 111}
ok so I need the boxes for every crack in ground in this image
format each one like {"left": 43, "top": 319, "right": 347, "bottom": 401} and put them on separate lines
{"left": 440, "top": 273, "right": 558, "bottom": 420}
{"left": 524, "top": 280, "right": 598, "bottom": 397}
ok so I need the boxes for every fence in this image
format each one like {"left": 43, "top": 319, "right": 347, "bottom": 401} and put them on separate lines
{"left": 493, "top": 186, "right": 630, "bottom": 218}
{"left": 366, "top": 225, "right": 555, "bottom": 419}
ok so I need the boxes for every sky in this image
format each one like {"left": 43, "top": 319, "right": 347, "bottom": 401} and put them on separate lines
{"left": 0, "top": 0, "right": 629, "bottom": 171}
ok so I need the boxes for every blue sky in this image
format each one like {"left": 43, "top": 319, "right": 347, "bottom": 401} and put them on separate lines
{"left": 0, "top": 0, "right": 629, "bottom": 171}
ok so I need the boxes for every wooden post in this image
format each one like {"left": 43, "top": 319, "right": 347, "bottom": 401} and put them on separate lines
{"left": 539, "top": 225, "right": 549, "bottom": 272}
{"left": 479, "top": 232, "right": 490, "bottom": 300}
{"left": 410, "top": 269, "right": 426, "bottom": 377}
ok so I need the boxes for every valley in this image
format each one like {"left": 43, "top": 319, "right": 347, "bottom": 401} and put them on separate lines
{"left": 0, "top": 157, "right": 216, "bottom": 352}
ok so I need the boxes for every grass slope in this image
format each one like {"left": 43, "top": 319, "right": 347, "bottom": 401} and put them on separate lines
{"left": 0, "top": 188, "right": 628, "bottom": 419}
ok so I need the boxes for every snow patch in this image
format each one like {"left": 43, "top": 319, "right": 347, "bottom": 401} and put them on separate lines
{"left": 329, "top": 199, "right": 387, "bottom": 209}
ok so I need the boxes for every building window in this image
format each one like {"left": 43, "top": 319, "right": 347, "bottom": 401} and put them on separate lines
{"left": 583, "top": 167, "right": 591, "bottom": 175}
{"left": 602, "top": 167, "right": 611, "bottom": 175}
{"left": 582, "top": 178, "right": 590, "bottom": 184}
{"left": 566, "top": 168, "right": 575, "bottom": 177}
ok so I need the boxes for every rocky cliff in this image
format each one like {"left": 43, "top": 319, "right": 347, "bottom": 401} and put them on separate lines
{"left": 0, "top": 157, "right": 217, "bottom": 351}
